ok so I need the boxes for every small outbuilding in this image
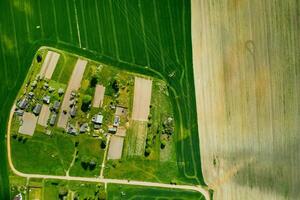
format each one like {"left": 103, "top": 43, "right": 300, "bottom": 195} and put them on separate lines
{"left": 70, "top": 106, "right": 77, "bottom": 117}
{"left": 58, "top": 88, "right": 64, "bottom": 96}
{"left": 80, "top": 123, "right": 89, "bottom": 133}
{"left": 52, "top": 101, "right": 60, "bottom": 113}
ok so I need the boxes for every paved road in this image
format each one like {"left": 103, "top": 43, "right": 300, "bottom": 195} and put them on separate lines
{"left": 7, "top": 105, "right": 210, "bottom": 199}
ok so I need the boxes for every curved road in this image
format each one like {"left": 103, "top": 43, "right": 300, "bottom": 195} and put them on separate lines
{"left": 7, "top": 105, "right": 210, "bottom": 199}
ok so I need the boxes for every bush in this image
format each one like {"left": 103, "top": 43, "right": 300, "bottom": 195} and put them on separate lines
{"left": 161, "top": 139, "right": 167, "bottom": 149}
{"left": 81, "top": 95, "right": 92, "bottom": 112}
{"left": 90, "top": 76, "right": 98, "bottom": 87}
{"left": 144, "top": 147, "right": 152, "bottom": 157}
{"left": 36, "top": 54, "right": 42, "bottom": 63}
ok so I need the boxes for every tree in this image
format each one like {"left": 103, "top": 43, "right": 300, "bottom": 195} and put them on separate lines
{"left": 98, "top": 191, "right": 106, "bottom": 200}
{"left": 58, "top": 187, "right": 68, "bottom": 199}
{"left": 100, "top": 139, "right": 106, "bottom": 149}
{"left": 90, "top": 76, "right": 98, "bottom": 87}
{"left": 111, "top": 79, "right": 119, "bottom": 93}
{"left": 36, "top": 54, "right": 42, "bottom": 63}
{"left": 144, "top": 147, "right": 152, "bottom": 157}
{"left": 161, "top": 139, "right": 167, "bottom": 149}
{"left": 89, "top": 158, "right": 97, "bottom": 170}
{"left": 81, "top": 95, "right": 92, "bottom": 112}
{"left": 81, "top": 155, "right": 90, "bottom": 170}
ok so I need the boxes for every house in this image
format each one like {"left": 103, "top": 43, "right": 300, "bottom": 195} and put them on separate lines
{"left": 13, "top": 193, "right": 22, "bottom": 200}
{"left": 108, "top": 127, "right": 117, "bottom": 133}
{"left": 49, "top": 113, "right": 57, "bottom": 126}
{"left": 43, "top": 95, "right": 51, "bottom": 104}
{"left": 94, "top": 124, "right": 101, "bottom": 130}
{"left": 80, "top": 123, "right": 89, "bottom": 133}
{"left": 48, "top": 87, "right": 55, "bottom": 93}
{"left": 43, "top": 83, "right": 49, "bottom": 90}
{"left": 67, "top": 124, "right": 78, "bottom": 135}
{"left": 17, "top": 98, "right": 28, "bottom": 110}
{"left": 33, "top": 104, "right": 42, "bottom": 115}
{"left": 113, "top": 116, "right": 120, "bottom": 127}
{"left": 52, "top": 101, "right": 60, "bottom": 112}
{"left": 28, "top": 92, "right": 34, "bottom": 99}
{"left": 58, "top": 88, "right": 64, "bottom": 96}
{"left": 92, "top": 114, "right": 103, "bottom": 125}
{"left": 70, "top": 106, "right": 77, "bottom": 117}
{"left": 14, "top": 109, "right": 24, "bottom": 116}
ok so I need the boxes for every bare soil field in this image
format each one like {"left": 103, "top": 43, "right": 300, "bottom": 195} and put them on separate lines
{"left": 92, "top": 84, "right": 105, "bottom": 107}
{"left": 131, "top": 77, "right": 152, "bottom": 121}
{"left": 57, "top": 59, "right": 87, "bottom": 128}
{"left": 37, "top": 105, "right": 50, "bottom": 127}
{"left": 39, "top": 51, "right": 60, "bottom": 79}
{"left": 108, "top": 135, "right": 124, "bottom": 160}
{"left": 192, "top": 0, "right": 299, "bottom": 199}
{"left": 18, "top": 112, "right": 38, "bottom": 136}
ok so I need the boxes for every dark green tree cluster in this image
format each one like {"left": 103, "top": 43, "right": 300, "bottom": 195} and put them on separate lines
{"left": 81, "top": 94, "right": 92, "bottom": 112}
{"left": 81, "top": 156, "right": 97, "bottom": 170}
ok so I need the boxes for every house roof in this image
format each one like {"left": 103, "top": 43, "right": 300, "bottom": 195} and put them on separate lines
{"left": 18, "top": 98, "right": 28, "bottom": 109}
{"left": 49, "top": 113, "right": 57, "bottom": 126}
{"left": 92, "top": 114, "right": 103, "bottom": 124}
{"left": 113, "top": 116, "right": 120, "bottom": 127}
{"left": 33, "top": 104, "right": 42, "bottom": 115}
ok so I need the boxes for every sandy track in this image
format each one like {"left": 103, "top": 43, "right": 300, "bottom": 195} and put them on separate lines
{"left": 37, "top": 105, "right": 50, "bottom": 127}
{"left": 192, "top": 0, "right": 300, "bottom": 199}
{"left": 93, "top": 84, "right": 105, "bottom": 107}
{"left": 57, "top": 59, "right": 87, "bottom": 128}
{"left": 39, "top": 51, "right": 60, "bottom": 79}
{"left": 131, "top": 77, "right": 152, "bottom": 121}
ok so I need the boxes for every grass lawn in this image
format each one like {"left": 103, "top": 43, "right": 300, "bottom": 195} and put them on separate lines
{"left": 51, "top": 52, "right": 77, "bottom": 84}
{"left": 11, "top": 130, "right": 74, "bottom": 175}
{"left": 107, "top": 184, "right": 204, "bottom": 200}
{"left": 69, "top": 135, "right": 105, "bottom": 177}
{"left": 44, "top": 179, "right": 104, "bottom": 200}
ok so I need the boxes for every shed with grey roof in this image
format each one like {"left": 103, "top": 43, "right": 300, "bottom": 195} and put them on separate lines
{"left": 49, "top": 113, "right": 57, "bottom": 126}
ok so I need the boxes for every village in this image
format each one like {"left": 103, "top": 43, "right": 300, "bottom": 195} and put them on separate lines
{"left": 11, "top": 48, "right": 175, "bottom": 177}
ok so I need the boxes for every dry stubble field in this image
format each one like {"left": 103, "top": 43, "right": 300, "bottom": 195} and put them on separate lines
{"left": 192, "top": 0, "right": 299, "bottom": 199}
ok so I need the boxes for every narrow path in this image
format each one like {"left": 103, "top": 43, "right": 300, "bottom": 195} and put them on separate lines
{"left": 66, "top": 147, "right": 78, "bottom": 176}
{"left": 100, "top": 134, "right": 110, "bottom": 178}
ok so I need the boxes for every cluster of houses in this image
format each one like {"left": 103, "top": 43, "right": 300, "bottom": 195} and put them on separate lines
{"left": 15, "top": 81, "right": 65, "bottom": 127}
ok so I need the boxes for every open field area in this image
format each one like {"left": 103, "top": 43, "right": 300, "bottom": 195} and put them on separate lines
{"left": 1, "top": 0, "right": 203, "bottom": 199}
{"left": 192, "top": 0, "right": 300, "bottom": 199}
{"left": 107, "top": 184, "right": 204, "bottom": 200}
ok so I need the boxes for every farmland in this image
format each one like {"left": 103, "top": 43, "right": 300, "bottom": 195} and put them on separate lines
{"left": 0, "top": 0, "right": 204, "bottom": 198}
{"left": 192, "top": 0, "right": 300, "bottom": 200}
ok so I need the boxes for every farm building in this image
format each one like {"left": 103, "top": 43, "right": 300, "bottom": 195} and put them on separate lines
{"left": 113, "top": 116, "right": 120, "bottom": 127}
{"left": 49, "top": 113, "right": 57, "bottom": 126}
{"left": 92, "top": 114, "right": 103, "bottom": 125}
{"left": 52, "top": 101, "right": 60, "bottom": 112}
{"left": 33, "top": 104, "right": 42, "bottom": 115}
{"left": 14, "top": 109, "right": 24, "bottom": 116}
{"left": 17, "top": 98, "right": 28, "bottom": 110}
{"left": 70, "top": 106, "right": 77, "bottom": 117}
{"left": 43, "top": 95, "right": 50, "bottom": 104}
{"left": 80, "top": 123, "right": 89, "bottom": 133}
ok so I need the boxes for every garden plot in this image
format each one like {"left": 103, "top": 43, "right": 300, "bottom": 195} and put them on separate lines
{"left": 125, "top": 121, "right": 148, "bottom": 156}
{"left": 107, "top": 136, "right": 124, "bottom": 160}
{"left": 18, "top": 112, "right": 38, "bottom": 136}
{"left": 57, "top": 59, "right": 87, "bottom": 128}
{"left": 37, "top": 105, "right": 50, "bottom": 127}
{"left": 39, "top": 50, "right": 60, "bottom": 79}
{"left": 131, "top": 77, "right": 152, "bottom": 121}
{"left": 92, "top": 84, "right": 105, "bottom": 107}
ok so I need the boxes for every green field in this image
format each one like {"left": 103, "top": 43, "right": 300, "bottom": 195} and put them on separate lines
{"left": 107, "top": 184, "right": 204, "bottom": 200}
{"left": 0, "top": 0, "right": 203, "bottom": 199}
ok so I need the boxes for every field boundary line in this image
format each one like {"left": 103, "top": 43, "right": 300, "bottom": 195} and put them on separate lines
{"left": 167, "top": 0, "right": 179, "bottom": 64}
{"left": 72, "top": 0, "right": 82, "bottom": 48}
{"left": 51, "top": 0, "right": 59, "bottom": 42}
{"left": 65, "top": 0, "right": 74, "bottom": 43}
{"left": 123, "top": 0, "right": 135, "bottom": 63}
{"left": 153, "top": 0, "right": 166, "bottom": 72}
{"left": 138, "top": 0, "right": 150, "bottom": 66}
{"left": 94, "top": 0, "right": 104, "bottom": 53}
{"left": 37, "top": 0, "right": 44, "bottom": 37}
{"left": 108, "top": 0, "right": 120, "bottom": 60}
{"left": 79, "top": 0, "right": 89, "bottom": 49}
